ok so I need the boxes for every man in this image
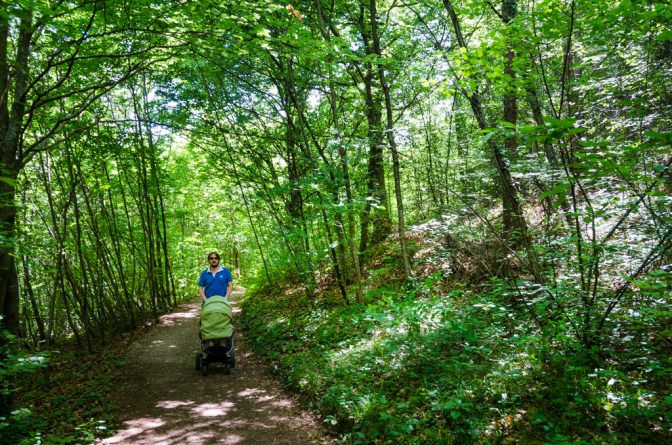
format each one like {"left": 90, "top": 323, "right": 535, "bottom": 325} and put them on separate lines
{"left": 198, "top": 251, "right": 233, "bottom": 302}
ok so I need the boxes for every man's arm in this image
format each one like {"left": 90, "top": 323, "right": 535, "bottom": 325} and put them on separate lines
{"left": 226, "top": 281, "right": 233, "bottom": 299}
{"left": 198, "top": 285, "right": 207, "bottom": 302}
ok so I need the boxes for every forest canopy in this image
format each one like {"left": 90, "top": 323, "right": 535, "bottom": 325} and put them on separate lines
{"left": 1, "top": 0, "right": 670, "bottom": 443}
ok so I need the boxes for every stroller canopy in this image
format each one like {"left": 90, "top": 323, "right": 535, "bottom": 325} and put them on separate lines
{"left": 200, "top": 296, "right": 234, "bottom": 340}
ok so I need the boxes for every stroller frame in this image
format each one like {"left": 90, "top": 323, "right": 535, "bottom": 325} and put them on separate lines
{"left": 195, "top": 335, "right": 235, "bottom": 376}
{"left": 195, "top": 295, "right": 236, "bottom": 376}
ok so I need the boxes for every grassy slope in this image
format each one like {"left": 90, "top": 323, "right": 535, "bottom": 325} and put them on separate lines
{"left": 240, "top": 229, "right": 671, "bottom": 444}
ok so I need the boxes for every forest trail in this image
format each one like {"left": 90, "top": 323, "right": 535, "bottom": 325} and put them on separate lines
{"left": 101, "top": 289, "right": 332, "bottom": 445}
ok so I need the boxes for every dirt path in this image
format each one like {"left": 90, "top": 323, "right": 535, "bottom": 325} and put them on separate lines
{"left": 101, "top": 289, "right": 333, "bottom": 445}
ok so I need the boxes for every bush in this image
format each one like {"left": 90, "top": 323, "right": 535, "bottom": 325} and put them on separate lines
{"left": 241, "top": 272, "right": 672, "bottom": 444}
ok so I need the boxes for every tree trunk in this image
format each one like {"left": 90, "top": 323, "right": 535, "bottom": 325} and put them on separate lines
{"left": 526, "top": 85, "right": 574, "bottom": 229}
{"left": 442, "top": 0, "right": 529, "bottom": 244}
{"left": 369, "top": 0, "right": 411, "bottom": 280}
{"left": 358, "top": 2, "right": 391, "bottom": 266}
{"left": 21, "top": 254, "right": 45, "bottom": 343}
{"left": 315, "top": 0, "right": 363, "bottom": 299}
{"left": 101, "top": 161, "right": 137, "bottom": 330}
{"left": 0, "top": 8, "right": 32, "bottom": 336}
{"left": 223, "top": 137, "right": 273, "bottom": 286}
{"left": 502, "top": 0, "right": 518, "bottom": 157}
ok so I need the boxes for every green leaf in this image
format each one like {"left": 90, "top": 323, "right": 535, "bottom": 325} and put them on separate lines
{"left": 0, "top": 177, "right": 16, "bottom": 187}
{"left": 539, "top": 183, "right": 571, "bottom": 200}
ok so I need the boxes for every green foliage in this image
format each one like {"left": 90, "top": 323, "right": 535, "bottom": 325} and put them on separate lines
{"left": 5, "top": 344, "right": 124, "bottom": 445}
{"left": 0, "top": 322, "right": 49, "bottom": 444}
{"left": 4, "top": 0, "right": 672, "bottom": 442}
{"left": 242, "top": 251, "right": 671, "bottom": 444}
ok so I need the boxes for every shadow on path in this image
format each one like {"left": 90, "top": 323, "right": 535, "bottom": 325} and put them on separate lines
{"left": 101, "top": 289, "right": 331, "bottom": 445}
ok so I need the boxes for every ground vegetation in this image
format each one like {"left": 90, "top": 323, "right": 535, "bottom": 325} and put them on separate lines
{"left": 1, "top": 0, "right": 670, "bottom": 443}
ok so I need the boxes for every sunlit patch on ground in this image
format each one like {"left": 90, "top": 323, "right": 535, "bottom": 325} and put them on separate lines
{"left": 102, "top": 292, "right": 330, "bottom": 444}
{"left": 236, "top": 388, "right": 266, "bottom": 397}
{"left": 191, "top": 401, "right": 235, "bottom": 417}
{"left": 159, "top": 307, "right": 200, "bottom": 326}
{"left": 100, "top": 418, "right": 165, "bottom": 443}
{"left": 270, "top": 400, "right": 293, "bottom": 408}
{"left": 218, "top": 434, "right": 243, "bottom": 443}
{"left": 156, "top": 400, "right": 195, "bottom": 409}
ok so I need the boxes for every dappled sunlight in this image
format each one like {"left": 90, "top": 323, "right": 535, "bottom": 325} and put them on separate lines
{"left": 166, "top": 310, "right": 200, "bottom": 320}
{"left": 103, "top": 295, "right": 326, "bottom": 444}
{"left": 325, "top": 337, "right": 405, "bottom": 383}
{"left": 328, "top": 336, "right": 380, "bottom": 366}
{"left": 160, "top": 308, "right": 200, "bottom": 326}
{"left": 237, "top": 388, "right": 267, "bottom": 398}
{"left": 103, "top": 391, "right": 312, "bottom": 444}
{"left": 237, "top": 387, "right": 292, "bottom": 405}
{"left": 147, "top": 339, "right": 180, "bottom": 350}
{"left": 327, "top": 327, "right": 412, "bottom": 372}
{"left": 323, "top": 303, "right": 456, "bottom": 377}
{"left": 267, "top": 416, "right": 292, "bottom": 423}
{"left": 103, "top": 420, "right": 218, "bottom": 444}
{"left": 101, "top": 418, "right": 166, "bottom": 444}
{"left": 229, "top": 289, "right": 245, "bottom": 315}
{"left": 270, "top": 400, "right": 293, "bottom": 408}
{"left": 191, "top": 401, "right": 235, "bottom": 417}
{"left": 156, "top": 400, "right": 195, "bottom": 409}
{"left": 218, "top": 434, "right": 243, "bottom": 443}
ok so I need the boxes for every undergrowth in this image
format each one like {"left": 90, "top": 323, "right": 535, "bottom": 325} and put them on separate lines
{"left": 1, "top": 336, "right": 127, "bottom": 445}
{"left": 241, "top": 245, "right": 671, "bottom": 444}
{"left": 1, "top": 306, "right": 189, "bottom": 445}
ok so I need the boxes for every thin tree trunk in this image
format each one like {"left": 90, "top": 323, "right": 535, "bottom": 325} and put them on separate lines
{"left": 141, "top": 77, "right": 172, "bottom": 310}
{"left": 37, "top": 152, "right": 69, "bottom": 345}
{"left": 315, "top": 0, "right": 363, "bottom": 300}
{"left": 21, "top": 253, "right": 45, "bottom": 343}
{"left": 130, "top": 86, "right": 159, "bottom": 317}
{"left": 101, "top": 160, "right": 137, "bottom": 329}
{"left": 502, "top": 0, "right": 518, "bottom": 156}
{"left": 526, "top": 85, "right": 574, "bottom": 229}
{"left": 222, "top": 137, "right": 273, "bottom": 286}
{"left": 369, "top": 0, "right": 411, "bottom": 280}
{"left": 65, "top": 164, "right": 94, "bottom": 353}
{"left": 0, "top": 175, "right": 20, "bottom": 335}
{"left": 267, "top": 52, "right": 349, "bottom": 302}
{"left": 358, "top": 3, "right": 391, "bottom": 264}
{"left": 442, "top": 0, "right": 530, "bottom": 245}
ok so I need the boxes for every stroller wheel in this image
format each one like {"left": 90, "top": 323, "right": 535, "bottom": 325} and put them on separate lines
{"left": 224, "top": 362, "right": 231, "bottom": 375}
{"left": 201, "top": 363, "right": 208, "bottom": 376}
{"left": 195, "top": 353, "right": 202, "bottom": 371}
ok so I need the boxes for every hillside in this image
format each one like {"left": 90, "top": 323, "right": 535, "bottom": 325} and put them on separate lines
{"left": 241, "top": 218, "right": 671, "bottom": 444}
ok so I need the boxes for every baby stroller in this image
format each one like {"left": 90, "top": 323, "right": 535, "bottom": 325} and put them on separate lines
{"left": 195, "top": 296, "right": 235, "bottom": 375}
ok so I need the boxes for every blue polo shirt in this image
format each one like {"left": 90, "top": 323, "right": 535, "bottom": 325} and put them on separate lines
{"left": 198, "top": 266, "right": 233, "bottom": 298}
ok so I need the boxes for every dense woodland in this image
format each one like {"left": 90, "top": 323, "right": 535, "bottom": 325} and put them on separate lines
{"left": 1, "top": 0, "right": 670, "bottom": 443}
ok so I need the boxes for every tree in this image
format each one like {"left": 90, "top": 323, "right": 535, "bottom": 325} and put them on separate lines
{"left": 0, "top": 0, "right": 175, "bottom": 334}
{"left": 441, "top": 0, "right": 530, "bottom": 244}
